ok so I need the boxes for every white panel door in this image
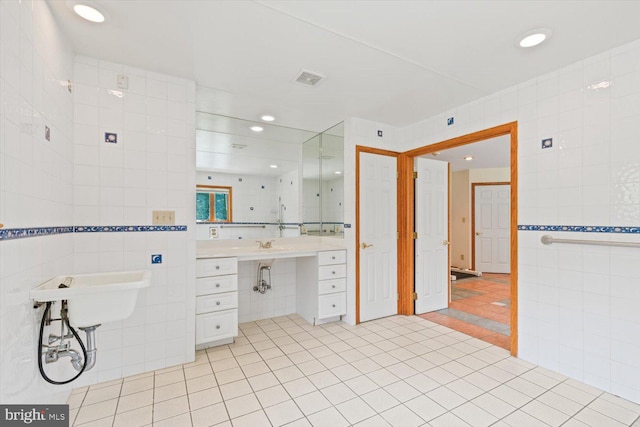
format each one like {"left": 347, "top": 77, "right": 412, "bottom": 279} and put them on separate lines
{"left": 475, "top": 185, "right": 510, "bottom": 273}
{"left": 359, "top": 152, "right": 398, "bottom": 322}
{"left": 414, "top": 157, "right": 449, "bottom": 314}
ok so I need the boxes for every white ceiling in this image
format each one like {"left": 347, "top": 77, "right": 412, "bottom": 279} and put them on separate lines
{"left": 49, "top": 1, "right": 640, "bottom": 133}
{"left": 419, "top": 135, "right": 510, "bottom": 172}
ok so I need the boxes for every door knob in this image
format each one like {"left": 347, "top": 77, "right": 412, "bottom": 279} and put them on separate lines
{"left": 361, "top": 242, "right": 374, "bottom": 249}
{"left": 476, "top": 232, "right": 483, "bottom": 236}
{"left": 443, "top": 240, "right": 450, "bottom": 246}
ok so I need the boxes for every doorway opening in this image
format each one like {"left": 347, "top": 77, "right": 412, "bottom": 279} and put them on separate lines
{"left": 397, "top": 122, "right": 518, "bottom": 356}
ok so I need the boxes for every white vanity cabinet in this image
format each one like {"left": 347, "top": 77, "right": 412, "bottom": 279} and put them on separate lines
{"left": 195, "top": 257, "right": 238, "bottom": 347}
{"left": 297, "top": 250, "right": 347, "bottom": 325}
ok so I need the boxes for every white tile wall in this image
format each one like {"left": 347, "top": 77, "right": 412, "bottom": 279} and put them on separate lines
{"left": 71, "top": 56, "right": 197, "bottom": 388}
{"left": 237, "top": 259, "right": 297, "bottom": 323}
{"left": 363, "top": 39, "right": 640, "bottom": 404}
{"left": 0, "top": 0, "right": 75, "bottom": 403}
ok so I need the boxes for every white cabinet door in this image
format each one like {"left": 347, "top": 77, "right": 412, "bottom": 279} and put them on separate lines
{"left": 359, "top": 152, "right": 398, "bottom": 322}
{"left": 195, "top": 309, "right": 238, "bottom": 345}
{"left": 414, "top": 157, "right": 449, "bottom": 314}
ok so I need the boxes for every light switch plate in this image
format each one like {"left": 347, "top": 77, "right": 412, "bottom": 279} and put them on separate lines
{"left": 152, "top": 210, "right": 175, "bottom": 225}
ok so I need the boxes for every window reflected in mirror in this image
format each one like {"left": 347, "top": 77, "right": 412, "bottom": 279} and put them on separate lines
{"left": 196, "top": 185, "right": 232, "bottom": 222}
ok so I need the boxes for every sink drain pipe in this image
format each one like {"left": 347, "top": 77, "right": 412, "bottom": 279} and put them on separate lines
{"left": 37, "top": 301, "right": 98, "bottom": 385}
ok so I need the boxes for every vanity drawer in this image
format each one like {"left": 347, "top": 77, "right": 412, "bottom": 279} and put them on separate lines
{"left": 196, "top": 275, "right": 238, "bottom": 296}
{"left": 318, "top": 292, "right": 346, "bottom": 319}
{"left": 318, "top": 264, "right": 346, "bottom": 281}
{"left": 196, "top": 309, "right": 238, "bottom": 344}
{"left": 318, "top": 278, "right": 347, "bottom": 295}
{"left": 196, "top": 291, "right": 238, "bottom": 314}
{"left": 196, "top": 257, "right": 237, "bottom": 277}
{"left": 318, "top": 250, "right": 346, "bottom": 266}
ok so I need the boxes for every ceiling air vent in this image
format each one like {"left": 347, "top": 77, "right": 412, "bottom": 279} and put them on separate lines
{"left": 294, "top": 69, "right": 325, "bottom": 87}
{"left": 230, "top": 144, "right": 247, "bottom": 150}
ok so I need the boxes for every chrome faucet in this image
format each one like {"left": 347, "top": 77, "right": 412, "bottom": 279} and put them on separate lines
{"left": 257, "top": 240, "right": 275, "bottom": 249}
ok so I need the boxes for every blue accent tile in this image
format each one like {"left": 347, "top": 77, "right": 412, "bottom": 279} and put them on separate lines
{"left": 151, "top": 254, "right": 162, "bottom": 264}
{"left": 0, "top": 225, "right": 187, "bottom": 241}
{"left": 0, "top": 226, "right": 74, "bottom": 241}
{"left": 518, "top": 225, "right": 640, "bottom": 234}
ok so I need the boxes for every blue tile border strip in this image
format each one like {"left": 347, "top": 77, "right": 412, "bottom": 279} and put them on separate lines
{"left": 518, "top": 225, "right": 640, "bottom": 233}
{"left": 198, "top": 222, "right": 345, "bottom": 226}
{"left": 0, "top": 226, "right": 74, "bottom": 241}
{"left": 74, "top": 225, "right": 188, "bottom": 233}
{"left": 0, "top": 225, "right": 188, "bottom": 241}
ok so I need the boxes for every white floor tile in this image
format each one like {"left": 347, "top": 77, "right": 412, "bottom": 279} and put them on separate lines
{"left": 256, "top": 384, "right": 291, "bottom": 408}
{"left": 68, "top": 315, "right": 640, "bottom": 427}
{"left": 336, "top": 397, "right": 376, "bottom": 424}
{"left": 191, "top": 402, "right": 228, "bottom": 427}
{"left": 282, "top": 377, "right": 317, "bottom": 398}
{"left": 404, "top": 395, "right": 447, "bottom": 422}
{"left": 321, "top": 382, "right": 357, "bottom": 405}
{"left": 294, "top": 390, "right": 332, "bottom": 416}
{"left": 152, "top": 395, "right": 190, "bottom": 422}
{"left": 265, "top": 400, "right": 304, "bottom": 426}
{"left": 425, "top": 386, "right": 466, "bottom": 411}
{"left": 75, "top": 399, "right": 118, "bottom": 425}
{"left": 361, "top": 388, "right": 401, "bottom": 413}
{"left": 521, "top": 400, "right": 570, "bottom": 425}
{"left": 188, "top": 386, "right": 223, "bottom": 411}
{"left": 380, "top": 404, "right": 424, "bottom": 427}
{"left": 112, "top": 405, "right": 151, "bottom": 427}
{"left": 231, "top": 409, "right": 271, "bottom": 427}
{"left": 452, "top": 402, "right": 498, "bottom": 427}
{"left": 307, "top": 407, "right": 350, "bottom": 427}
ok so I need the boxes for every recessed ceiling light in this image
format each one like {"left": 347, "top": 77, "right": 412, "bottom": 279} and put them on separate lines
{"left": 73, "top": 3, "right": 106, "bottom": 23}
{"left": 261, "top": 115, "right": 275, "bottom": 122}
{"left": 269, "top": 164, "right": 278, "bottom": 168}
{"left": 518, "top": 28, "right": 552, "bottom": 48}
{"left": 250, "top": 126, "right": 263, "bottom": 132}
{"left": 464, "top": 156, "right": 474, "bottom": 161}
{"left": 334, "top": 171, "right": 342, "bottom": 175}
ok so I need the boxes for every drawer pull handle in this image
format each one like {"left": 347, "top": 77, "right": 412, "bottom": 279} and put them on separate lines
{"left": 332, "top": 304, "right": 336, "bottom": 308}
{"left": 215, "top": 283, "right": 220, "bottom": 288}
{"left": 216, "top": 301, "right": 221, "bottom": 306}
{"left": 216, "top": 325, "right": 220, "bottom": 329}
{"left": 215, "top": 266, "right": 220, "bottom": 270}
{"left": 332, "top": 285, "right": 336, "bottom": 288}
{"left": 332, "top": 256, "right": 336, "bottom": 260}
{"left": 332, "top": 271, "right": 336, "bottom": 275}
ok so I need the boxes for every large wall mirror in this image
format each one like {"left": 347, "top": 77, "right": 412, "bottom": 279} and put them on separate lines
{"left": 302, "top": 122, "right": 344, "bottom": 237}
{"left": 195, "top": 107, "right": 344, "bottom": 240}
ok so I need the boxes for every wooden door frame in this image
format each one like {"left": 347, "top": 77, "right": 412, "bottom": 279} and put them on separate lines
{"left": 397, "top": 122, "right": 519, "bottom": 356}
{"left": 471, "top": 182, "right": 510, "bottom": 271}
{"left": 355, "top": 145, "right": 400, "bottom": 325}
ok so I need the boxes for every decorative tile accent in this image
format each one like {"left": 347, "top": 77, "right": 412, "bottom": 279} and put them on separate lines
{"left": 0, "top": 226, "right": 74, "bottom": 241}
{"left": 518, "top": 225, "right": 640, "bottom": 234}
{"left": 74, "top": 225, "right": 188, "bottom": 233}
{"left": 0, "top": 225, "right": 187, "bottom": 241}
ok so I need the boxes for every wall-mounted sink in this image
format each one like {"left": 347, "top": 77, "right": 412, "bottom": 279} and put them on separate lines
{"left": 31, "top": 270, "right": 151, "bottom": 327}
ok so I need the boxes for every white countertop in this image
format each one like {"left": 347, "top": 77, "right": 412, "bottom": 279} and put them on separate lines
{"left": 196, "top": 237, "right": 346, "bottom": 261}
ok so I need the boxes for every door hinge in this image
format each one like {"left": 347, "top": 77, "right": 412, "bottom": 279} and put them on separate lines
{"left": 413, "top": 171, "right": 418, "bottom": 179}
{"left": 412, "top": 231, "right": 418, "bottom": 239}
{"left": 396, "top": 171, "right": 399, "bottom": 179}
{"left": 397, "top": 231, "right": 399, "bottom": 239}
{"left": 397, "top": 293, "right": 400, "bottom": 301}
{"left": 413, "top": 292, "right": 418, "bottom": 301}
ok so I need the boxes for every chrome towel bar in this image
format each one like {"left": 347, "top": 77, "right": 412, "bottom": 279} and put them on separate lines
{"left": 541, "top": 234, "right": 640, "bottom": 248}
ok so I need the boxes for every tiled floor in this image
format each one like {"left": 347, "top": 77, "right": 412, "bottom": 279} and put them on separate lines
{"left": 420, "top": 274, "right": 511, "bottom": 350}
{"left": 68, "top": 314, "right": 640, "bottom": 427}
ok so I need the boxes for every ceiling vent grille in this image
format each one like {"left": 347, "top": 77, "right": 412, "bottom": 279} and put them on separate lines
{"left": 294, "top": 69, "right": 325, "bottom": 87}
{"left": 230, "top": 144, "right": 247, "bottom": 150}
